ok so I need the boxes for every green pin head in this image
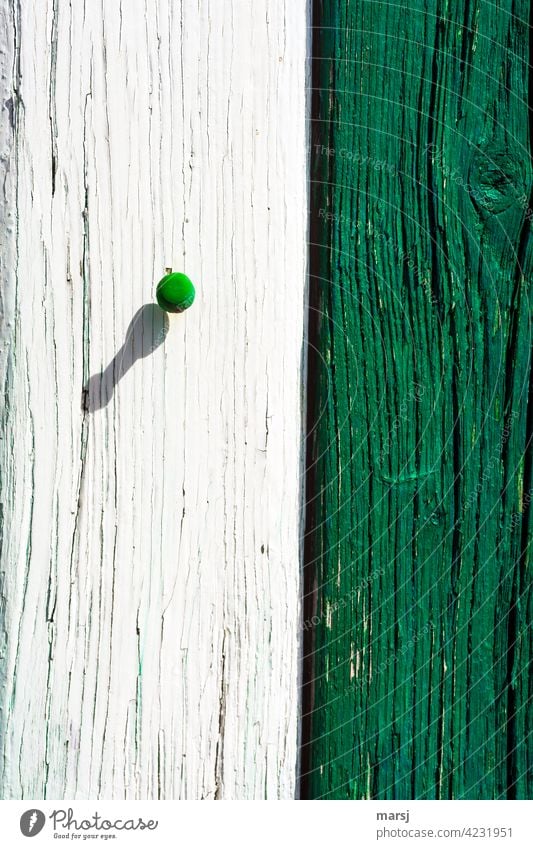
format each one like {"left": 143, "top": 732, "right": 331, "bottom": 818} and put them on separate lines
{"left": 156, "top": 271, "right": 196, "bottom": 313}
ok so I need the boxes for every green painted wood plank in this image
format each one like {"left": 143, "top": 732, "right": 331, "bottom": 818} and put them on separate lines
{"left": 303, "top": 0, "right": 533, "bottom": 800}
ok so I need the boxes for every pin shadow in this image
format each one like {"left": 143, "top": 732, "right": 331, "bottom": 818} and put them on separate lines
{"left": 84, "top": 303, "right": 170, "bottom": 412}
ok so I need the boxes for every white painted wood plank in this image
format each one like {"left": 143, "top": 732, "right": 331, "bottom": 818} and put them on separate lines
{"left": 0, "top": 0, "right": 308, "bottom": 800}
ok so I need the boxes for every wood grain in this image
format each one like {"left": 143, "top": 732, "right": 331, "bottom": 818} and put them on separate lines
{"left": 0, "top": 0, "right": 308, "bottom": 800}
{"left": 304, "top": 0, "right": 533, "bottom": 799}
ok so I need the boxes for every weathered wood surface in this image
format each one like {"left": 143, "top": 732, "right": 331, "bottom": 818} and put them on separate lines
{"left": 304, "top": 0, "right": 533, "bottom": 799}
{"left": 0, "top": 0, "right": 308, "bottom": 799}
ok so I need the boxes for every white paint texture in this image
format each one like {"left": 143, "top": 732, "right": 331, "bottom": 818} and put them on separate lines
{"left": 0, "top": 0, "right": 308, "bottom": 799}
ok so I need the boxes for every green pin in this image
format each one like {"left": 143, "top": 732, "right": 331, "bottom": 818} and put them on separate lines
{"left": 156, "top": 269, "right": 196, "bottom": 313}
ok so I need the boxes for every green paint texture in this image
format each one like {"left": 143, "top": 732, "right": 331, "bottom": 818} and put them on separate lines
{"left": 303, "top": 0, "right": 533, "bottom": 799}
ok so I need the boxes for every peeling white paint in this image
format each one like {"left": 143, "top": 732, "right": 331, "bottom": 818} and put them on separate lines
{"left": 0, "top": 0, "right": 307, "bottom": 799}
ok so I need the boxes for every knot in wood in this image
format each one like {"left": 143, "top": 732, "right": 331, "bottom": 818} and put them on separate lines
{"left": 468, "top": 145, "right": 525, "bottom": 215}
